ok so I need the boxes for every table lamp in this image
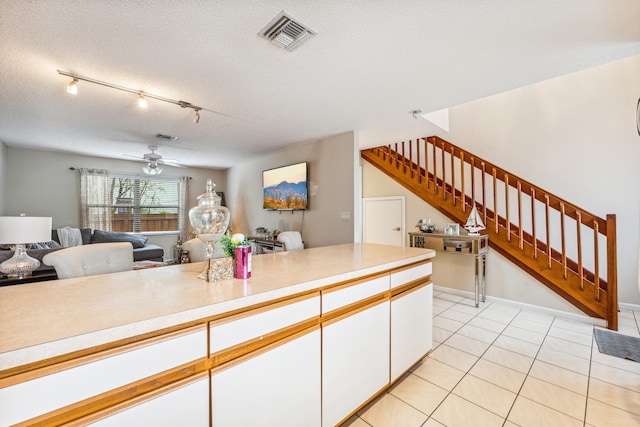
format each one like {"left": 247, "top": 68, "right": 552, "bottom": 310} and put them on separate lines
{"left": 0, "top": 215, "right": 52, "bottom": 278}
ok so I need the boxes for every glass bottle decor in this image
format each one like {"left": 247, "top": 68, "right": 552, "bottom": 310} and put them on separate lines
{"left": 188, "top": 179, "right": 231, "bottom": 280}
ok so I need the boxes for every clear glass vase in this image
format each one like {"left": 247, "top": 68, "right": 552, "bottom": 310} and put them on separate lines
{"left": 188, "top": 179, "right": 230, "bottom": 280}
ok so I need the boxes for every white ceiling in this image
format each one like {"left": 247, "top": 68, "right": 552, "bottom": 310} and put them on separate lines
{"left": 1, "top": 0, "right": 639, "bottom": 169}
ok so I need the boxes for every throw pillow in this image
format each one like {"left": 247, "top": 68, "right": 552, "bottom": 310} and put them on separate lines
{"left": 91, "top": 230, "right": 148, "bottom": 249}
{"left": 51, "top": 228, "right": 92, "bottom": 245}
{"left": 80, "top": 228, "right": 92, "bottom": 245}
{"left": 42, "top": 240, "right": 62, "bottom": 249}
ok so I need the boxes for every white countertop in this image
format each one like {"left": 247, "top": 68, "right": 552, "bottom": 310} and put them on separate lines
{"left": 0, "top": 243, "right": 434, "bottom": 370}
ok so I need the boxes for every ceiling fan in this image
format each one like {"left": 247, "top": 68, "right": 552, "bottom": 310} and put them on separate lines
{"left": 125, "top": 145, "right": 186, "bottom": 175}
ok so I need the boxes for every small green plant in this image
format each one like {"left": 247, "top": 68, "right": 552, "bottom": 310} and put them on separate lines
{"left": 219, "top": 230, "right": 252, "bottom": 258}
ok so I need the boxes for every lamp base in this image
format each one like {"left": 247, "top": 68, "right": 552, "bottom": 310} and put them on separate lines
{"left": 0, "top": 244, "right": 40, "bottom": 278}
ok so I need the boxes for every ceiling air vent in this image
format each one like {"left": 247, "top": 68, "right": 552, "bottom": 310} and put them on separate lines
{"left": 155, "top": 133, "right": 178, "bottom": 142}
{"left": 258, "top": 11, "right": 316, "bottom": 52}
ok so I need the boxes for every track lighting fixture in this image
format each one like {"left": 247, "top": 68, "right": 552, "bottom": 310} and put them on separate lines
{"left": 138, "top": 94, "right": 148, "bottom": 108}
{"left": 57, "top": 70, "right": 203, "bottom": 124}
{"left": 67, "top": 78, "right": 78, "bottom": 95}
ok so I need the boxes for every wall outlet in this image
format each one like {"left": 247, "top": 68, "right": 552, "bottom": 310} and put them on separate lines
{"left": 340, "top": 211, "right": 350, "bottom": 221}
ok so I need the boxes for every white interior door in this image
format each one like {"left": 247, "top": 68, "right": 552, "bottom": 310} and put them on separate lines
{"left": 362, "top": 197, "right": 405, "bottom": 246}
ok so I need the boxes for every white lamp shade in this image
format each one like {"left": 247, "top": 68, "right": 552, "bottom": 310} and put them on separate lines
{"left": 0, "top": 216, "right": 52, "bottom": 244}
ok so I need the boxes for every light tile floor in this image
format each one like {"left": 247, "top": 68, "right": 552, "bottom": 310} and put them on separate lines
{"left": 344, "top": 290, "right": 640, "bottom": 427}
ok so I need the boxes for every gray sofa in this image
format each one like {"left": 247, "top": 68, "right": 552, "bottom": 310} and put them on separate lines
{"left": 0, "top": 229, "right": 164, "bottom": 273}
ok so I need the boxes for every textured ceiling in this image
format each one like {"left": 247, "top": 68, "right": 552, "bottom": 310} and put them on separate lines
{"left": 1, "top": 0, "right": 639, "bottom": 169}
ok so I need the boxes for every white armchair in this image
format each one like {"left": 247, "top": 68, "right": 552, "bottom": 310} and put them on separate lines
{"left": 43, "top": 242, "right": 134, "bottom": 279}
{"left": 181, "top": 238, "right": 226, "bottom": 262}
{"left": 277, "top": 231, "right": 304, "bottom": 251}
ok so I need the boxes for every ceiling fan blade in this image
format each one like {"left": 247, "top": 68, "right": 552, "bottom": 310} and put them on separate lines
{"left": 124, "top": 154, "right": 146, "bottom": 161}
{"left": 159, "top": 159, "right": 187, "bottom": 168}
{"left": 124, "top": 147, "right": 187, "bottom": 168}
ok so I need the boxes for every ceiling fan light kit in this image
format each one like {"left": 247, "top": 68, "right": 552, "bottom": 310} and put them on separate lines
{"left": 143, "top": 163, "right": 163, "bottom": 175}
{"left": 125, "top": 145, "right": 185, "bottom": 175}
{"left": 57, "top": 70, "right": 203, "bottom": 124}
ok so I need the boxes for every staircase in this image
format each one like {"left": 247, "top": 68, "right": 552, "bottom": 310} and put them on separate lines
{"left": 362, "top": 136, "right": 618, "bottom": 330}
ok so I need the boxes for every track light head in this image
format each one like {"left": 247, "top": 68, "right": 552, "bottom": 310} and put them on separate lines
{"left": 138, "top": 94, "right": 148, "bottom": 108}
{"left": 193, "top": 108, "right": 201, "bottom": 124}
{"left": 67, "top": 78, "right": 78, "bottom": 95}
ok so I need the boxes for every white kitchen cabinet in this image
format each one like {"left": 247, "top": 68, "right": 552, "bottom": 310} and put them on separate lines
{"left": 210, "top": 294, "right": 320, "bottom": 353}
{"left": 390, "top": 261, "right": 433, "bottom": 382}
{"left": 390, "top": 261, "right": 432, "bottom": 290}
{"left": 0, "top": 248, "right": 435, "bottom": 427}
{"left": 321, "top": 274, "right": 388, "bottom": 313}
{"left": 322, "top": 300, "right": 390, "bottom": 427}
{"left": 390, "top": 283, "right": 433, "bottom": 382}
{"left": 0, "top": 325, "right": 207, "bottom": 427}
{"left": 85, "top": 373, "right": 209, "bottom": 426}
{"left": 211, "top": 328, "right": 321, "bottom": 427}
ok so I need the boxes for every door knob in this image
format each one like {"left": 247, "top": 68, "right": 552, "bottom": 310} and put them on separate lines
{"left": 392, "top": 227, "right": 401, "bottom": 231}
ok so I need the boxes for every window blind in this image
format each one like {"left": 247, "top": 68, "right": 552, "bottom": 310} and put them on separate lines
{"left": 108, "top": 174, "right": 181, "bottom": 233}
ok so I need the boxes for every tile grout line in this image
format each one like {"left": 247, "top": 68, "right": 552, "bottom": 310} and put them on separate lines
{"left": 354, "top": 293, "right": 636, "bottom": 427}
{"left": 584, "top": 329, "right": 597, "bottom": 427}
{"left": 495, "top": 306, "right": 549, "bottom": 426}
{"left": 423, "top": 298, "right": 515, "bottom": 424}
{"left": 379, "top": 297, "right": 498, "bottom": 424}
{"left": 436, "top": 299, "right": 590, "bottom": 425}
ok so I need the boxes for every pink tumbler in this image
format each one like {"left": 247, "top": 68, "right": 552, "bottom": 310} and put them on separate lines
{"left": 234, "top": 245, "right": 252, "bottom": 279}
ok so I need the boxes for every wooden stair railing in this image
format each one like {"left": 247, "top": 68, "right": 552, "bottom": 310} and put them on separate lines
{"left": 362, "top": 136, "right": 618, "bottom": 330}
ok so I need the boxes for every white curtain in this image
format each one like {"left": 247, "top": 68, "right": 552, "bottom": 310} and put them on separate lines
{"left": 178, "top": 176, "right": 190, "bottom": 243}
{"left": 79, "top": 168, "right": 112, "bottom": 231}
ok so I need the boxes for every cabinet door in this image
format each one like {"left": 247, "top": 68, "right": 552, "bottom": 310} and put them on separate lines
{"left": 322, "top": 301, "right": 390, "bottom": 427}
{"left": 390, "top": 261, "right": 432, "bottom": 290}
{"left": 391, "top": 283, "right": 433, "bottom": 382}
{"left": 86, "top": 373, "right": 209, "bottom": 426}
{"left": 0, "top": 325, "right": 207, "bottom": 426}
{"left": 211, "top": 328, "right": 321, "bottom": 427}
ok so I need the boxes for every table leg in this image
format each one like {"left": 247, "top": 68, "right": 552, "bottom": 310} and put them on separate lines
{"left": 481, "top": 253, "right": 487, "bottom": 303}
{"left": 474, "top": 255, "right": 480, "bottom": 307}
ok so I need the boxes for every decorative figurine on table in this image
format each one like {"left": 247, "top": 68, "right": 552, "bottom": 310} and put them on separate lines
{"left": 416, "top": 218, "right": 436, "bottom": 233}
{"left": 464, "top": 206, "right": 486, "bottom": 236}
{"left": 188, "top": 179, "right": 231, "bottom": 281}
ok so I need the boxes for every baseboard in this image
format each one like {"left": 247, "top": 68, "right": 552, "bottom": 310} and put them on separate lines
{"left": 433, "top": 284, "right": 607, "bottom": 327}
{"left": 619, "top": 301, "right": 640, "bottom": 312}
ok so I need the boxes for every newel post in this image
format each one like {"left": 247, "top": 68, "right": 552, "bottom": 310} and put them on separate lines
{"left": 606, "top": 214, "right": 618, "bottom": 330}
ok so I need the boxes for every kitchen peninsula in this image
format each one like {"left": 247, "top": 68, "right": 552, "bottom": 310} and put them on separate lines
{"left": 0, "top": 243, "right": 435, "bottom": 427}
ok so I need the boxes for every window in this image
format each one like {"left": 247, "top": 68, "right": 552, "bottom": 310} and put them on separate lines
{"left": 109, "top": 175, "right": 181, "bottom": 232}
{"left": 80, "top": 169, "right": 188, "bottom": 236}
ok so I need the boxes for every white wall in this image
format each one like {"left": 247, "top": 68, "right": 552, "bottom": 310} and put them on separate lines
{"left": 0, "top": 141, "right": 7, "bottom": 215}
{"left": 225, "top": 132, "right": 356, "bottom": 248}
{"left": 362, "top": 161, "right": 581, "bottom": 314}
{"left": 363, "top": 54, "right": 640, "bottom": 307}
{"left": 5, "top": 147, "right": 225, "bottom": 260}
{"left": 5, "top": 130, "right": 357, "bottom": 260}
{"left": 446, "top": 55, "right": 640, "bottom": 306}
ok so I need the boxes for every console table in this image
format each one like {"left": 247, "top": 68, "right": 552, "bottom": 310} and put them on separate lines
{"left": 409, "top": 231, "right": 488, "bottom": 307}
{"left": 249, "top": 236, "right": 284, "bottom": 254}
{"left": 0, "top": 269, "right": 58, "bottom": 287}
